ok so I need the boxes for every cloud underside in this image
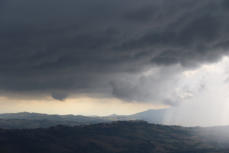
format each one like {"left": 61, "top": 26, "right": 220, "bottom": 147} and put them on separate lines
{"left": 0, "top": 0, "right": 229, "bottom": 103}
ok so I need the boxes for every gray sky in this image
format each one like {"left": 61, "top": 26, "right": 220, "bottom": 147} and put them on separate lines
{"left": 1, "top": 0, "right": 229, "bottom": 125}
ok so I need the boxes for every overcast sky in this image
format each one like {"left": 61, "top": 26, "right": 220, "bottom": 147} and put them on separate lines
{"left": 1, "top": 0, "right": 229, "bottom": 126}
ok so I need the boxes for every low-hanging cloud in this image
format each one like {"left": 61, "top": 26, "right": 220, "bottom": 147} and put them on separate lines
{"left": 0, "top": 0, "right": 229, "bottom": 103}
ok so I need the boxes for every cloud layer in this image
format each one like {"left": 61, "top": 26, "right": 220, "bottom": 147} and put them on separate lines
{"left": 1, "top": 0, "right": 229, "bottom": 103}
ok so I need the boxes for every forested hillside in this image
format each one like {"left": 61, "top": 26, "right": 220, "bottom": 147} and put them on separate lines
{"left": 0, "top": 121, "right": 229, "bottom": 153}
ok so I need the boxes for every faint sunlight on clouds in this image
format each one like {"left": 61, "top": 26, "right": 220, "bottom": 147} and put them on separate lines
{"left": 164, "top": 56, "right": 229, "bottom": 126}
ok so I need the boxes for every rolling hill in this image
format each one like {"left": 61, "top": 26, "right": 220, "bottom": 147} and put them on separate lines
{"left": 0, "top": 109, "right": 167, "bottom": 129}
{"left": 0, "top": 121, "right": 229, "bottom": 153}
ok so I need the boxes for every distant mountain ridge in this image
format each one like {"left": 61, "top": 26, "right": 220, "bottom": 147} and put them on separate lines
{"left": 0, "top": 112, "right": 108, "bottom": 129}
{"left": 129, "top": 109, "right": 167, "bottom": 123}
{"left": 103, "top": 109, "right": 167, "bottom": 123}
{"left": 0, "top": 109, "right": 167, "bottom": 129}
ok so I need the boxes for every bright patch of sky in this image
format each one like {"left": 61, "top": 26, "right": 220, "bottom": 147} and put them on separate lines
{"left": 164, "top": 56, "right": 229, "bottom": 126}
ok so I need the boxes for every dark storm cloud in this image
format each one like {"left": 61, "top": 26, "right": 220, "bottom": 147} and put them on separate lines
{"left": 0, "top": 0, "right": 229, "bottom": 102}
{"left": 51, "top": 92, "right": 68, "bottom": 101}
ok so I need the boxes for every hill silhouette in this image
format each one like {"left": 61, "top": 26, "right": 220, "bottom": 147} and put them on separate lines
{"left": 0, "top": 121, "right": 229, "bottom": 153}
{"left": 0, "top": 109, "right": 167, "bottom": 129}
